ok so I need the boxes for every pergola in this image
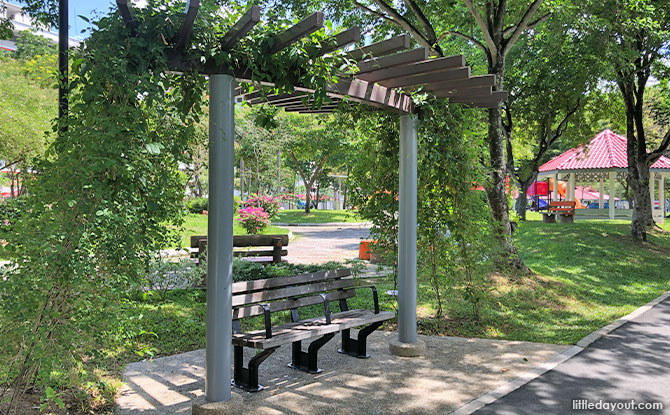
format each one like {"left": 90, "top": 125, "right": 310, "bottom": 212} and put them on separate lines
{"left": 115, "top": 0, "right": 507, "bottom": 404}
{"left": 538, "top": 129, "right": 670, "bottom": 223}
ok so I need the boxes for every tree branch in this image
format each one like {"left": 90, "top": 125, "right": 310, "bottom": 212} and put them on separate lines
{"left": 503, "top": 13, "right": 550, "bottom": 37}
{"left": 460, "top": 0, "right": 497, "bottom": 58}
{"left": 368, "top": 0, "right": 439, "bottom": 55}
{"left": 352, "top": 1, "right": 395, "bottom": 24}
{"left": 437, "top": 30, "right": 488, "bottom": 55}
{"left": 503, "top": 0, "right": 544, "bottom": 56}
{"left": 403, "top": 0, "right": 438, "bottom": 44}
{"left": 648, "top": 128, "right": 670, "bottom": 163}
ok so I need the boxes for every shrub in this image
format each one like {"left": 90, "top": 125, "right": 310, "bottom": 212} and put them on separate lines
{"left": 185, "top": 197, "right": 240, "bottom": 214}
{"left": 242, "top": 194, "right": 281, "bottom": 219}
{"left": 186, "top": 197, "right": 208, "bottom": 214}
{"left": 237, "top": 207, "right": 269, "bottom": 234}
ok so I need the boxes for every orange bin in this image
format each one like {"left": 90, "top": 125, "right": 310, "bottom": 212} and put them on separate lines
{"left": 359, "top": 240, "right": 374, "bottom": 260}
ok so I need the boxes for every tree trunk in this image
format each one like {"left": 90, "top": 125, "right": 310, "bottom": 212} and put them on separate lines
{"left": 629, "top": 166, "right": 652, "bottom": 241}
{"left": 485, "top": 59, "right": 528, "bottom": 271}
{"left": 304, "top": 183, "right": 312, "bottom": 214}
{"left": 516, "top": 185, "right": 529, "bottom": 221}
{"left": 343, "top": 166, "right": 350, "bottom": 209}
{"left": 315, "top": 182, "right": 320, "bottom": 210}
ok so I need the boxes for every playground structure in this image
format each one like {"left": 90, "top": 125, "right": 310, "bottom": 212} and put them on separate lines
{"left": 527, "top": 178, "right": 586, "bottom": 210}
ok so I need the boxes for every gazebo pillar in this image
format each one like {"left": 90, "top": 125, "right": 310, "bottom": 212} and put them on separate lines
{"left": 609, "top": 171, "right": 616, "bottom": 219}
{"left": 391, "top": 113, "right": 425, "bottom": 357}
{"left": 552, "top": 173, "right": 559, "bottom": 201}
{"left": 660, "top": 175, "right": 665, "bottom": 223}
{"left": 205, "top": 74, "right": 235, "bottom": 403}
{"left": 599, "top": 176, "right": 605, "bottom": 209}
{"left": 568, "top": 173, "right": 576, "bottom": 201}
{"left": 650, "top": 175, "right": 655, "bottom": 212}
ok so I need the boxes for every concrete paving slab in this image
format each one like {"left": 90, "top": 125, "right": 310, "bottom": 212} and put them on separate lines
{"left": 116, "top": 331, "right": 568, "bottom": 415}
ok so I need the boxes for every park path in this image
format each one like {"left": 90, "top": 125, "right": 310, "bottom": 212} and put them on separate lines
{"left": 284, "top": 224, "right": 370, "bottom": 264}
{"left": 471, "top": 295, "right": 670, "bottom": 415}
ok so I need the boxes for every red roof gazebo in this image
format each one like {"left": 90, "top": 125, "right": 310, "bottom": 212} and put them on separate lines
{"left": 538, "top": 129, "right": 670, "bottom": 222}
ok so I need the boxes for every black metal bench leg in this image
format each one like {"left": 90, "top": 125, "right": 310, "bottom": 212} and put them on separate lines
{"left": 232, "top": 346, "right": 278, "bottom": 392}
{"left": 338, "top": 321, "right": 384, "bottom": 358}
{"left": 288, "top": 333, "right": 335, "bottom": 374}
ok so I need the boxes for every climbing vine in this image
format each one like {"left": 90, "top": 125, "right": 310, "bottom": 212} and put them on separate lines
{"left": 0, "top": 1, "right": 351, "bottom": 412}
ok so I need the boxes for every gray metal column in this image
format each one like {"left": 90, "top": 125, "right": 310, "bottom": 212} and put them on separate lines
{"left": 398, "top": 114, "right": 418, "bottom": 344}
{"left": 206, "top": 74, "right": 235, "bottom": 402}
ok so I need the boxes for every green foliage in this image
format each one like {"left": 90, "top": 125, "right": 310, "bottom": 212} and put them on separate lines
{"left": 231, "top": 258, "right": 342, "bottom": 282}
{"left": 348, "top": 102, "right": 498, "bottom": 320}
{"left": 0, "top": 55, "right": 55, "bottom": 167}
{"left": 186, "top": 197, "right": 209, "bottom": 214}
{"left": 14, "top": 31, "right": 57, "bottom": 60}
{"left": 0, "top": 3, "right": 356, "bottom": 410}
{"left": 0, "top": 196, "right": 29, "bottom": 235}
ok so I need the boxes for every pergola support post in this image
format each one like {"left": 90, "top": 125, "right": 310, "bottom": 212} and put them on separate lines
{"left": 599, "top": 177, "right": 605, "bottom": 209}
{"left": 205, "top": 74, "right": 236, "bottom": 403}
{"left": 398, "top": 114, "right": 417, "bottom": 344}
{"left": 390, "top": 113, "right": 425, "bottom": 357}
{"left": 609, "top": 171, "right": 616, "bottom": 220}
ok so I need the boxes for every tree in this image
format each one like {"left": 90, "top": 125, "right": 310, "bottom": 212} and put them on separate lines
{"left": 279, "top": 113, "right": 346, "bottom": 213}
{"left": 580, "top": 0, "right": 670, "bottom": 240}
{"left": 281, "top": 0, "right": 550, "bottom": 270}
{"left": 504, "top": 14, "right": 602, "bottom": 220}
{"left": 0, "top": 54, "right": 56, "bottom": 193}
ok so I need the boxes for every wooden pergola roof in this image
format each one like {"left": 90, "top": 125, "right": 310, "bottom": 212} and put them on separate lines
{"left": 116, "top": 1, "right": 507, "bottom": 114}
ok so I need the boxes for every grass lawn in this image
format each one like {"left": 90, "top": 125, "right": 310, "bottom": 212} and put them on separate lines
{"left": 274, "top": 209, "right": 363, "bottom": 224}
{"left": 178, "top": 213, "right": 290, "bottom": 248}
{"left": 56, "top": 214, "right": 668, "bottom": 414}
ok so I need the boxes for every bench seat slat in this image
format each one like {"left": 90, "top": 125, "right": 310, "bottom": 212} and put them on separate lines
{"left": 232, "top": 289, "right": 356, "bottom": 319}
{"left": 232, "top": 269, "right": 351, "bottom": 295}
{"left": 233, "top": 278, "right": 356, "bottom": 307}
{"left": 232, "top": 309, "right": 395, "bottom": 349}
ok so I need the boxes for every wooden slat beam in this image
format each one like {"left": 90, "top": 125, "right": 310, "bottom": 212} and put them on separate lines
{"left": 220, "top": 5, "right": 261, "bottom": 51}
{"left": 434, "top": 86, "right": 493, "bottom": 99}
{"left": 346, "top": 34, "right": 410, "bottom": 61}
{"left": 423, "top": 75, "right": 496, "bottom": 93}
{"left": 270, "top": 12, "right": 324, "bottom": 54}
{"left": 284, "top": 104, "right": 341, "bottom": 111}
{"left": 379, "top": 67, "right": 470, "bottom": 89}
{"left": 357, "top": 55, "right": 465, "bottom": 83}
{"left": 116, "top": 0, "right": 137, "bottom": 31}
{"left": 245, "top": 92, "right": 309, "bottom": 105}
{"left": 308, "top": 27, "right": 361, "bottom": 58}
{"left": 175, "top": 0, "right": 200, "bottom": 51}
{"left": 357, "top": 48, "right": 429, "bottom": 74}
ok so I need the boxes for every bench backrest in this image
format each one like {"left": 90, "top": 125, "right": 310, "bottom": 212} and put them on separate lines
{"left": 549, "top": 201, "right": 576, "bottom": 208}
{"left": 549, "top": 200, "right": 576, "bottom": 213}
{"left": 190, "top": 234, "right": 290, "bottom": 248}
{"left": 231, "top": 269, "right": 355, "bottom": 319}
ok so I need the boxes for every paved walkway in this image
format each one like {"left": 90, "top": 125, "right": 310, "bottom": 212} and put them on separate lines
{"left": 285, "top": 224, "right": 370, "bottom": 264}
{"left": 116, "top": 331, "right": 568, "bottom": 415}
{"left": 472, "top": 296, "right": 670, "bottom": 415}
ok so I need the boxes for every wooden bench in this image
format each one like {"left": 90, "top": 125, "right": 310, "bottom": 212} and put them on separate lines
{"left": 543, "top": 201, "right": 576, "bottom": 224}
{"left": 190, "top": 234, "right": 289, "bottom": 264}
{"left": 231, "top": 269, "right": 394, "bottom": 391}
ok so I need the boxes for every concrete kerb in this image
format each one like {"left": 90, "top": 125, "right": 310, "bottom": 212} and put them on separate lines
{"left": 273, "top": 222, "right": 372, "bottom": 227}
{"left": 448, "top": 290, "right": 670, "bottom": 415}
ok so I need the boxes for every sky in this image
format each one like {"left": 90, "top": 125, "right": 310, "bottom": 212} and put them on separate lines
{"left": 16, "top": 0, "right": 147, "bottom": 39}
